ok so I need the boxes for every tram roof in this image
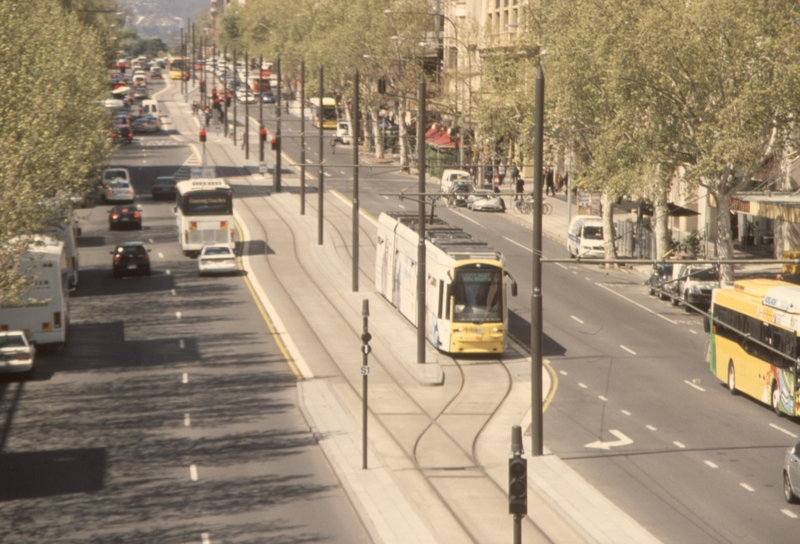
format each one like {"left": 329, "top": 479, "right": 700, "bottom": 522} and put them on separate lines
{"left": 387, "top": 212, "right": 502, "bottom": 261}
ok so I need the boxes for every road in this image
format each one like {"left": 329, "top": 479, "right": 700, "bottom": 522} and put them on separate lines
{"left": 239, "top": 84, "right": 800, "bottom": 542}
{"left": 0, "top": 78, "right": 371, "bottom": 544}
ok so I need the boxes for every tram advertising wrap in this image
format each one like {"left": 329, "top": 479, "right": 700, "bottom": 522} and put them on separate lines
{"left": 375, "top": 212, "right": 517, "bottom": 354}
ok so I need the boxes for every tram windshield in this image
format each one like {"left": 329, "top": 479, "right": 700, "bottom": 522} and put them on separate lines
{"left": 452, "top": 266, "right": 503, "bottom": 323}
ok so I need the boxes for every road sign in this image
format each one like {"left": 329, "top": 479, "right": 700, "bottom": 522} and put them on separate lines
{"left": 360, "top": 365, "right": 371, "bottom": 376}
{"left": 259, "top": 162, "right": 268, "bottom": 174}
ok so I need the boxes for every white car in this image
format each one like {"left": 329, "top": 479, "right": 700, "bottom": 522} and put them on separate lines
{"left": 467, "top": 190, "right": 505, "bottom": 212}
{"left": 102, "top": 167, "right": 130, "bottom": 187}
{"left": 104, "top": 180, "right": 135, "bottom": 203}
{"left": 0, "top": 331, "right": 35, "bottom": 378}
{"left": 236, "top": 88, "right": 257, "bottom": 104}
{"left": 197, "top": 244, "right": 237, "bottom": 275}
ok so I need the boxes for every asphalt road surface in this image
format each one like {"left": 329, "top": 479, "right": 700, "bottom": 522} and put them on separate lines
{"left": 0, "top": 81, "right": 371, "bottom": 544}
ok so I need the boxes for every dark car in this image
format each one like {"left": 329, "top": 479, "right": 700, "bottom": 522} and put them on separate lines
{"left": 261, "top": 91, "right": 276, "bottom": 104}
{"left": 132, "top": 116, "right": 159, "bottom": 133}
{"left": 111, "top": 242, "right": 150, "bottom": 278}
{"left": 449, "top": 181, "right": 474, "bottom": 207}
{"left": 112, "top": 124, "right": 133, "bottom": 144}
{"left": 108, "top": 205, "right": 142, "bottom": 230}
{"left": 647, "top": 263, "right": 674, "bottom": 300}
{"left": 151, "top": 177, "right": 177, "bottom": 200}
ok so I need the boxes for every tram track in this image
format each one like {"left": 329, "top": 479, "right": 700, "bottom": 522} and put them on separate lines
{"left": 168, "top": 85, "right": 552, "bottom": 542}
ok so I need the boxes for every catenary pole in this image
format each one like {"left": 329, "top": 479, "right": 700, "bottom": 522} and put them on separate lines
{"left": 300, "top": 59, "right": 306, "bottom": 215}
{"left": 531, "top": 65, "right": 545, "bottom": 456}
{"left": 416, "top": 75, "right": 426, "bottom": 364}
{"left": 317, "top": 65, "right": 324, "bottom": 245}
{"left": 352, "top": 69, "right": 360, "bottom": 292}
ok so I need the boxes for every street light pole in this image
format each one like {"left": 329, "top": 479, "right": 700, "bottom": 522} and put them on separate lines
{"left": 300, "top": 58, "right": 306, "bottom": 215}
{"left": 531, "top": 65, "right": 545, "bottom": 457}
{"left": 275, "top": 57, "right": 282, "bottom": 192}
{"left": 317, "top": 65, "right": 324, "bottom": 246}
{"left": 416, "top": 74, "right": 427, "bottom": 364}
{"left": 245, "top": 50, "right": 249, "bottom": 160}
{"left": 259, "top": 54, "right": 264, "bottom": 163}
{"left": 352, "top": 68, "right": 360, "bottom": 293}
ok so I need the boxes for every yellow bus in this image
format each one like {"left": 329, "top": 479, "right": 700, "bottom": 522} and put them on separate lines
{"left": 169, "top": 57, "right": 186, "bottom": 80}
{"left": 708, "top": 278, "right": 800, "bottom": 416}
{"left": 307, "top": 97, "right": 338, "bottom": 129}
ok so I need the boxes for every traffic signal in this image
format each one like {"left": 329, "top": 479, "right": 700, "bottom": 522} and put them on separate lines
{"left": 260, "top": 128, "right": 267, "bottom": 142}
{"left": 270, "top": 137, "right": 277, "bottom": 151}
{"left": 377, "top": 77, "right": 386, "bottom": 94}
{"left": 199, "top": 129, "right": 207, "bottom": 143}
{"left": 508, "top": 456, "right": 527, "bottom": 515}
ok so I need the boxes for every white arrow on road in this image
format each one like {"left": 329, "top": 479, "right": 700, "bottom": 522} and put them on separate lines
{"left": 584, "top": 429, "right": 633, "bottom": 450}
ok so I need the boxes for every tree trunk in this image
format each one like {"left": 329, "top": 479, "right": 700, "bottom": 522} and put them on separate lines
{"left": 370, "top": 105, "right": 384, "bottom": 159}
{"left": 716, "top": 188, "right": 736, "bottom": 285}
{"left": 398, "top": 99, "right": 410, "bottom": 173}
{"left": 654, "top": 185, "right": 670, "bottom": 261}
{"left": 601, "top": 192, "right": 618, "bottom": 267}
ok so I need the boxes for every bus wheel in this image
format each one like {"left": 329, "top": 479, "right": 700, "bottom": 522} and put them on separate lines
{"left": 727, "top": 362, "right": 736, "bottom": 394}
{"left": 772, "top": 382, "right": 783, "bottom": 416}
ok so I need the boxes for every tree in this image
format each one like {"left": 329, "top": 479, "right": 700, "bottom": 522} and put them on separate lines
{"left": 0, "top": 0, "right": 111, "bottom": 300}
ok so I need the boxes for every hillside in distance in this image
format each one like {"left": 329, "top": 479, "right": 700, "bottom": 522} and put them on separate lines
{"left": 120, "top": 0, "right": 209, "bottom": 42}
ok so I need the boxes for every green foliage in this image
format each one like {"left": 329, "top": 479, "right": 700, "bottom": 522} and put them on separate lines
{"left": 131, "top": 38, "right": 169, "bottom": 59}
{"left": 0, "top": 0, "right": 111, "bottom": 299}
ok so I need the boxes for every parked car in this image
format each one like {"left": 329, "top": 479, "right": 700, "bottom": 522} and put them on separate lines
{"left": 448, "top": 181, "right": 474, "bottom": 207}
{"left": 467, "top": 190, "right": 505, "bottom": 212}
{"left": 111, "top": 241, "right": 151, "bottom": 278}
{"left": 197, "top": 243, "right": 237, "bottom": 275}
{"left": 441, "top": 169, "right": 473, "bottom": 193}
{"left": 108, "top": 205, "right": 142, "bottom": 230}
{"left": 647, "top": 263, "right": 674, "bottom": 300}
{"left": 785, "top": 440, "right": 800, "bottom": 503}
{"left": 104, "top": 179, "right": 135, "bottom": 203}
{"left": 567, "top": 215, "right": 604, "bottom": 258}
{"left": 151, "top": 176, "right": 177, "bottom": 200}
{"left": 0, "top": 331, "right": 35, "bottom": 378}
{"left": 673, "top": 264, "right": 718, "bottom": 311}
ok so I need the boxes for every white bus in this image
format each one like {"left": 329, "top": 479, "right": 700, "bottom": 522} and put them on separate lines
{"left": 44, "top": 214, "right": 80, "bottom": 288}
{"left": 375, "top": 212, "right": 517, "bottom": 354}
{"left": 175, "top": 178, "right": 234, "bottom": 256}
{"left": 0, "top": 236, "right": 69, "bottom": 346}
{"left": 307, "top": 97, "right": 338, "bottom": 129}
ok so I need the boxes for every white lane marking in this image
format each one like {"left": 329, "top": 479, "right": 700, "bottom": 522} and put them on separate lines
{"left": 646, "top": 425, "right": 657, "bottom": 431}
{"left": 559, "top": 370, "right": 568, "bottom": 376}
{"left": 585, "top": 277, "right": 591, "bottom": 281}
{"left": 502, "top": 236, "right": 532, "bottom": 253}
{"left": 158, "top": 252, "right": 164, "bottom": 258}
{"left": 585, "top": 429, "right": 633, "bottom": 450}
{"left": 598, "top": 395, "right": 608, "bottom": 402}
{"left": 182, "top": 373, "right": 188, "bottom": 384}
{"left": 184, "top": 413, "right": 191, "bottom": 427}
{"left": 621, "top": 410, "right": 631, "bottom": 416}
{"left": 201, "top": 532, "right": 211, "bottom": 544}
{"left": 555, "top": 263, "right": 568, "bottom": 270}
{"left": 674, "top": 441, "right": 686, "bottom": 449}
{"left": 399, "top": 204, "right": 405, "bottom": 209}
{"left": 453, "top": 210, "right": 483, "bottom": 227}
{"left": 684, "top": 380, "right": 705, "bottom": 392}
{"left": 176, "top": 311, "right": 182, "bottom": 319}
{"left": 383, "top": 195, "right": 389, "bottom": 199}
{"left": 190, "top": 464, "right": 198, "bottom": 481}
{"left": 324, "top": 172, "right": 331, "bottom": 177}
{"left": 690, "top": 330, "right": 698, "bottom": 335}
{"left": 740, "top": 483, "right": 755, "bottom": 492}
{"left": 578, "top": 383, "right": 588, "bottom": 389}
{"left": 770, "top": 423, "right": 799, "bottom": 438}
{"left": 179, "top": 339, "right": 185, "bottom": 349}
{"left": 171, "top": 289, "right": 176, "bottom": 296}
{"left": 570, "top": 315, "right": 584, "bottom": 324}
{"left": 620, "top": 345, "right": 637, "bottom": 355}
{"left": 782, "top": 509, "right": 798, "bottom": 519}
{"left": 149, "top": 238, "right": 154, "bottom": 244}
{"left": 596, "top": 283, "right": 679, "bottom": 325}
{"left": 704, "top": 460, "right": 718, "bottom": 469}
{"left": 572, "top": 271, "right": 577, "bottom": 275}
{"left": 166, "top": 269, "right": 172, "bottom": 275}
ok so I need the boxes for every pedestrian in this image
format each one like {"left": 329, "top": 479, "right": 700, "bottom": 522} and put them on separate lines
{"left": 515, "top": 175, "right": 525, "bottom": 202}
{"left": 509, "top": 160, "right": 519, "bottom": 187}
{"left": 562, "top": 172, "right": 569, "bottom": 194}
{"left": 493, "top": 182, "right": 501, "bottom": 194}
{"left": 498, "top": 162, "right": 506, "bottom": 185}
{"left": 545, "top": 167, "right": 555, "bottom": 196}
{"left": 204, "top": 106, "right": 211, "bottom": 128}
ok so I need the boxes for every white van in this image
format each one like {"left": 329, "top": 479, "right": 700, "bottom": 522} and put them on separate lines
{"left": 440, "top": 169, "right": 472, "bottom": 193}
{"left": 567, "top": 215, "right": 605, "bottom": 258}
{"left": 141, "top": 99, "right": 158, "bottom": 117}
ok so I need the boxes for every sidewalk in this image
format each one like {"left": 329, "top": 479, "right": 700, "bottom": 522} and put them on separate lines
{"left": 162, "top": 81, "right": 662, "bottom": 543}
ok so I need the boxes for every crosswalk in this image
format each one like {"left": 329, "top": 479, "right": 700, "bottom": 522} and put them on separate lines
{"left": 136, "top": 137, "right": 182, "bottom": 147}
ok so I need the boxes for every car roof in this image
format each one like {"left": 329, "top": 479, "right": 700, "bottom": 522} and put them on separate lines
{"left": 155, "top": 176, "right": 174, "bottom": 182}
{"left": 117, "top": 241, "right": 146, "bottom": 247}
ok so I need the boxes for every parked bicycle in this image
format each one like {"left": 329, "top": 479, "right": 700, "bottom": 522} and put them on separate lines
{"left": 512, "top": 193, "right": 552, "bottom": 215}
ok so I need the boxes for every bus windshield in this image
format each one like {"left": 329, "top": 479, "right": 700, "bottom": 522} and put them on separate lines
{"left": 452, "top": 266, "right": 503, "bottom": 323}
{"left": 179, "top": 190, "right": 232, "bottom": 216}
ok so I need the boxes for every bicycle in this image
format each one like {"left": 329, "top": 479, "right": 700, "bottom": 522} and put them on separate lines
{"left": 513, "top": 193, "right": 552, "bottom": 215}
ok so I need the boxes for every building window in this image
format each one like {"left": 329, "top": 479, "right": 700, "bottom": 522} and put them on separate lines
{"left": 495, "top": 0, "right": 500, "bottom": 9}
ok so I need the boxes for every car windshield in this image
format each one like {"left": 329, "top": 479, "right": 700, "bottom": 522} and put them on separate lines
{"left": 204, "top": 247, "right": 233, "bottom": 256}
{"left": 156, "top": 179, "right": 174, "bottom": 186}
{"left": 117, "top": 245, "right": 145, "bottom": 255}
{"left": 689, "top": 267, "right": 717, "bottom": 282}
{"left": 583, "top": 226, "right": 603, "bottom": 240}
{"left": 105, "top": 170, "right": 127, "bottom": 180}
{"left": 452, "top": 266, "right": 503, "bottom": 324}
{"left": 0, "top": 335, "right": 26, "bottom": 348}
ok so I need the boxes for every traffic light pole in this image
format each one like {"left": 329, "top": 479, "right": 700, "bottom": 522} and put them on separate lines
{"left": 509, "top": 425, "right": 526, "bottom": 544}
{"left": 361, "top": 299, "right": 371, "bottom": 470}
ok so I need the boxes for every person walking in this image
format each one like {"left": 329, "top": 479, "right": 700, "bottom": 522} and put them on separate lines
{"left": 498, "top": 162, "right": 506, "bottom": 186}
{"left": 515, "top": 175, "right": 525, "bottom": 202}
{"left": 545, "top": 167, "right": 556, "bottom": 196}
{"left": 509, "top": 160, "right": 520, "bottom": 187}
{"left": 204, "top": 106, "right": 212, "bottom": 128}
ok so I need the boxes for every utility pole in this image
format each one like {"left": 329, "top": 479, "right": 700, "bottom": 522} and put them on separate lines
{"left": 223, "top": 47, "right": 228, "bottom": 138}
{"left": 232, "top": 49, "right": 236, "bottom": 146}
{"left": 300, "top": 59, "right": 306, "bottom": 215}
{"left": 352, "top": 69, "right": 360, "bottom": 292}
{"left": 317, "top": 65, "right": 324, "bottom": 245}
{"left": 416, "top": 74, "right": 426, "bottom": 364}
{"left": 531, "top": 65, "right": 545, "bottom": 457}
{"left": 179, "top": 28, "right": 185, "bottom": 95}
{"left": 259, "top": 54, "right": 264, "bottom": 162}
{"left": 275, "top": 57, "right": 282, "bottom": 192}
{"left": 244, "top": 50, "right": 249, "bottom": 160}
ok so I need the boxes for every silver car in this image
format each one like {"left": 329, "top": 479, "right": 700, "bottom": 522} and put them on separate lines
{"left": 467, "top": 190, "right": 505, "bottom": 212}
{"left": 784, "top": 440, "right": 800, "bottom": 503}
